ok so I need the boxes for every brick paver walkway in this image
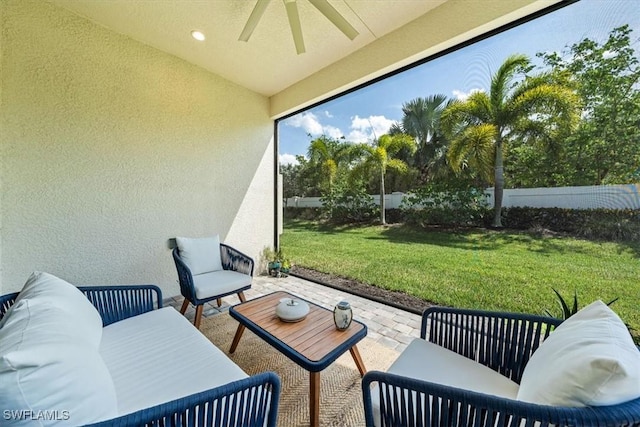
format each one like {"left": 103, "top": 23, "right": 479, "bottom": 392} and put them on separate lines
{"left": 164, "top": 274, "right": 422, "bottom": 353}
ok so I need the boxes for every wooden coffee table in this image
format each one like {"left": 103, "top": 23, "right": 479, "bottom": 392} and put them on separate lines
{"left": 229, "top": 291, "right": 367, "bottom": 427}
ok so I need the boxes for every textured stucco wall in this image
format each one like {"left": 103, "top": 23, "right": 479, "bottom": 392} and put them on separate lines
{"left": 0, "top": 0, "right": 274, "bottom": 295}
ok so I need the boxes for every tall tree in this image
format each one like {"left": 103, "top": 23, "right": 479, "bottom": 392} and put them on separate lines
{"left": 352, "top": 134, "right": 417, "bottom": 225}
{"left": 538, "top": 25, "right": 640, "bottom": 185}
{"left": 307, "top": 136, "right": 353, "bottom": 194}
{"left": 441, "top": 54, "right": 579, "bottom": 227}
{"left": 390, "top": 95, "right": 452, "bottom": 183}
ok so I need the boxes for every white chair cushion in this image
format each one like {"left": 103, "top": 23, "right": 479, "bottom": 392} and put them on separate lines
{"left": 100, "top": 307, "right": 248, "bottom": 416}
{"left": 0, "top": 299, "right": 118, "bottom": 426}
{"left": 193, "top": 269, "right": 251, "bottom": 300}
{"left": 387, "top": 338, "right": 519, "bottom": 397}
{"left": 0, "top": 271, "right": 103, "bottom": 348}
{"left": 370, "top": 338, "right": 519, "bottom": 427}
{"left": 517, "top": 300, "right": 640, "bottom": 407}
{"left": 176, "top": 235, "right": 223, "bottom": 275}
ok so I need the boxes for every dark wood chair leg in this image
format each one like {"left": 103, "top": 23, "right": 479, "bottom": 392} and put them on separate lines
{"left": 238, "top": 291, "right": 246, "bottom": 303}
{"left": 194, "top": 305, "right": 203, "bottom": 330}
{"left": 180, "top": 298, "right": 189, "bottom": 314}
{"left": 216, "top": 298, "right": 222, "bottom": 307}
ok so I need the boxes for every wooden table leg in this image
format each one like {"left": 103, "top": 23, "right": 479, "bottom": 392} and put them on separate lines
{"left": 350, "top": 345, "right": 367, "bottom": 377}
{"left": 229, "top": 324, "right": 245, "bottom": 354}
{"left": 310, "top": 371, "right": 320, "bottom": 427}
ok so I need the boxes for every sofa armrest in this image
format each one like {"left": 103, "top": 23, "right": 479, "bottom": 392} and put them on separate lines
{"left": 221, "top": 243, "right": 254, "bottom": 276}
{"left": 78, "top": 285, "right": 162, "bottom": 326}
{"left": 363, "top": 370, "right": 640, "bottom": 427}
{"left": 86, "top": 372, "right": 280, "bottom": 427}
{"left": 420, "top": 307, "right": 562, "bottom": 383}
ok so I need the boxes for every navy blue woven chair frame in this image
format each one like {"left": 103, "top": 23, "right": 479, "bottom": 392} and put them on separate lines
{"left": 362, "top": 306, "right": 640, "bottom": 427}
{"left": 86, "top": 372, "right": 281, "bottom": 427}
{"left": 78, "top": 285, "right": 162, "bottom": 326}
{"left": 0, "top": 292, "right": 18, "bottom": 319}
{"left": 0, "top": 285, "right": 161, "bottom": 326}
{"left": 172, "top": 244, "right": 254, "bottom": 306}
{"left": 420, "top": 307, "right": 562, "bottom": 383}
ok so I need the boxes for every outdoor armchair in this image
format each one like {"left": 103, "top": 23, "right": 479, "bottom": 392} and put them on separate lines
{"left": 363, "top": 306, "right": 640, "bottom": 427}
{"left": 173, "top": 235, "right": 254, "bottom": 329}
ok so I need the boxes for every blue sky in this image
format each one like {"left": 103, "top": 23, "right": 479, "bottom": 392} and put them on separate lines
{"left": 278, "top": 0, "right": 640, "bottom": 165}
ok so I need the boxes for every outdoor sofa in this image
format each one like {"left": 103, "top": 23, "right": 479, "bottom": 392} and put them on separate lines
{"left": 363, "top": 304, "right": 640, "bottom": 427}
{"left": 0, "top": 272, "right": 280, "bottom": 426}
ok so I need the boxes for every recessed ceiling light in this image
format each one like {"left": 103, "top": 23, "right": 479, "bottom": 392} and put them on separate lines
{"left": 191, "top": 30, "right": 205, "bottom": 41}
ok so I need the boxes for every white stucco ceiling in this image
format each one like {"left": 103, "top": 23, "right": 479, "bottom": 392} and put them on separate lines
{"left": 48, "top": 0, "right": 447, "bottom": 97}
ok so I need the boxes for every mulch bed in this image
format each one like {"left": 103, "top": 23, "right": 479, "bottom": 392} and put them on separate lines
{"left": 291, "top": 266, "right": 433, "bottom": 315}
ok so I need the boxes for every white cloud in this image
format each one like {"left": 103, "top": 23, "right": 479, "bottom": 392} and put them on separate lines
{"left": 452, "top": 88, "right": 485, "bottom": 101}
{"left": 324, "top": 125, "right": 343, "bottom": 139}
{"left": 285, "top": 111, "right": 343, "bottom": 139}
{"left": 347, "top": 115, "right": 396, "bottom": 143}
{"left": 324, "top": 110, "right": 333, "bottom": 118}
{"left": 279, "top": 153, "right": 299, "bottom": 166}
{"left": 286, "top": 112, "right": 323, "bottom": 135}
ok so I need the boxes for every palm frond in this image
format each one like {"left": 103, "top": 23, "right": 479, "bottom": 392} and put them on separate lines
{"left": 490, "top": 54, "right": 530, "bottom": 111}
{"left": 386, "top": 158, "right": 409, "bottom": 174}
{"left": 447, "top": 124, "right": 496, "bottom": 180}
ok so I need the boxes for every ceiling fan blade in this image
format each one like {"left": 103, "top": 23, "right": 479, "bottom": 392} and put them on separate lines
{"left": 284, "top": 0, "right": 305, "bottom": 54}
{"left": 239, "top": 0, "right": 272, "bottom": 42}
{"left": 308, "top": 0, "right": 359, "bottom": 40}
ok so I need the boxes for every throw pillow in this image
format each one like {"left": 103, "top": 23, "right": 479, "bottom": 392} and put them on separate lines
{"left": 176, "top": 235, "right": 223, "bottom": 275}
{"left": 0, "top": 299, "right": 118, "bottom": 425}
{"left": 0, "top": 271, "right": 103, "bottom": 348}
{"left": 517, "top": 300, "right": 640, "bottom": 407}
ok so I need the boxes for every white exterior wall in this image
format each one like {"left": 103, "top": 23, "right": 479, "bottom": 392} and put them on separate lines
{"left": 0, "top": 0, "right": 274, "bottom": 295}
{"left": 287, "top": 185, "right": 640, "bottom": 210}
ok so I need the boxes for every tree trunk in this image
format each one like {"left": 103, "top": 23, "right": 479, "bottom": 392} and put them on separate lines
{"left": 380, "top": 169, "right": 386, "bottom": 225}
{"left": 493, "top": 142, "right": 504, "bottom": 227}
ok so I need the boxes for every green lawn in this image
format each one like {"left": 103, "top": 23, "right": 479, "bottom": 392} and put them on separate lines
{"left": 282, "top": 219, "right": 640, "bottom": 338}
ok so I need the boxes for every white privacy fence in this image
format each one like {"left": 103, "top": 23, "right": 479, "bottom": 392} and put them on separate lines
{"left": 285, "top": 184, "right": 640, "bottom": 210}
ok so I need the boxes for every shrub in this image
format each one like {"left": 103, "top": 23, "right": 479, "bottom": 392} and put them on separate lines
{"left": 502, "top": 207, "right": 640, "bottom": 241}
{"left": 400, "top": 182, "right": 490, "bottom": 227}
{"left": 321, "top": 180, "right": 379, "bottom": 224}
{"left": 283, "top": 206, "right": 322, "bottom": 221}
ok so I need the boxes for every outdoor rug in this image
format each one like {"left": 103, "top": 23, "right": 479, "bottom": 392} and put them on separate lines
{"left": 200, "top": 313, "right": 400, "bottom": 427}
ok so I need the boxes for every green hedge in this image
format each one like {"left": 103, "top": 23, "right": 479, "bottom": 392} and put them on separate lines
{"left": 502, "top": 207, "right": 640, "bottom": 241}
{"left": 284, "top": 205, "right": 639, "bottom": 243}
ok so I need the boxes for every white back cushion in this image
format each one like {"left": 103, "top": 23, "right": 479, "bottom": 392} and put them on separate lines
{"left": 0, "top": 299, "right": 118, "bottom": 425}
{"left": 517, "top": 300, "right": 640, "bottom": 407}
{"left": 176, "top": 235, "right": 223, "bottom": 275}
{"left": 1, "top": 271, "right": 103, "bottom": 348}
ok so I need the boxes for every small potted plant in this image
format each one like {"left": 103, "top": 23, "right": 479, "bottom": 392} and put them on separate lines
{"left": 280, "top": 259, "right": 291, "bottom": 277}
{"left": 263, "top": 247, "right": 291, "bottom": 278}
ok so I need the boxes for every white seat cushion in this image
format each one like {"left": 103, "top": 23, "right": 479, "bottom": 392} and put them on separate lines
{"left": 176, "top": 235, "right": 223, "bottom": 275}
{"left": 371, "top": 338, "right": 519, "bottom": 427}
{"left": 100, "top": 307, "right": 248, "bottom": 416}
{"left": 193, "top": 269, "right": 251, "bottom": 300}
{"left": 517, "top": 300, "right": 640, "bottom": 407}
{"left": 387, "top": 338, "right": 519, "bottom": 397}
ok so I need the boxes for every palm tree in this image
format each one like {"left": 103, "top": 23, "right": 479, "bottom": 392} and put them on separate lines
{"left": 352, "top": 133, "right": 417, "bottom": 225}
{"left": 307, "top": 136, "right": 352, "bottom": 193}
{"left": 390, "top": 95, "right": 452, "bottom": 182}
{"left": 441, "top": 54, "right": 579, "bottom": 227}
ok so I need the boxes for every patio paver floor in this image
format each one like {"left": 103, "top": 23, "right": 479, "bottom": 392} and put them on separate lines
{"left": 164, "top": 274, "right": 422, "bottom": 352}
